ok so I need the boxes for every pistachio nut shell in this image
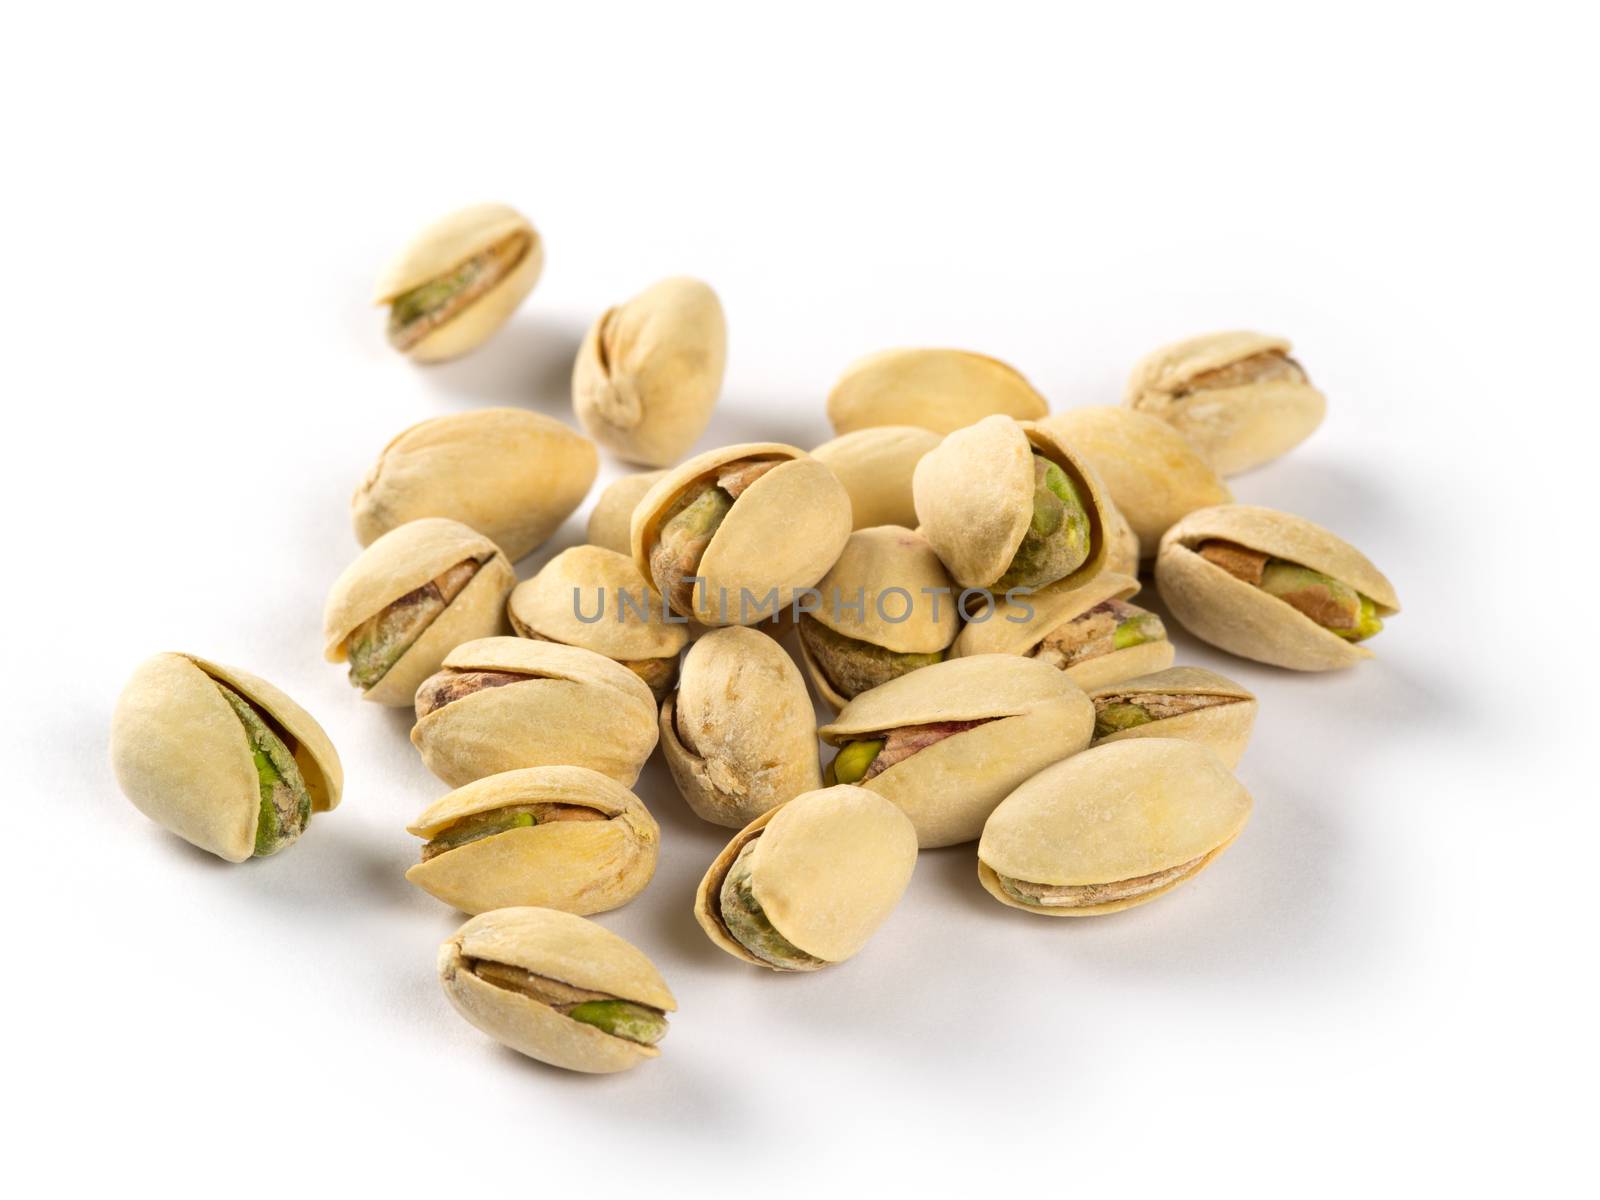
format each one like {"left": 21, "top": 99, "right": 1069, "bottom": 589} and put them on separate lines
{"left": 439, "top": 907, "right": 675, "bottom": 1073}
{"left": 507, "top": 545, "right": 687, "bottom": 665}
{"left": 1088, "top": 666, "right": 1257, "bottom": 768}
{"left": 810, "top": 426, "right": 942, "bottom": 529}
{"left": 826, "top": 348, "right": 1049, "bottom": 436}
{"left": 323, "top": 518, "right": 516, "bottom": 706}
{"left": 572, "top": 277, "right": 726, "bottom": 467}
{"left": 660, "top": 627, "right": 821, "bottom": 827}
{"left": 411, "top": 638, "right": 658, "bottom": 787}
{"left": 1101, "top": 493, "right": 1141, "bottom": 577}
{"left": 1156, "top": 504, "right": 1400, "bottom": 671}
{"left": 352, "top": 409, "right": 596, "bottom": 562}
{"left": 586, "top": 470, "right": 668, "bottom": 554}
{"left": 110, "top": 653, "right": 342, "bottom": 862}
{"left": 694, "top": 786, "right": 918, "bottom": 969}
{"left": 406, "top": 766, "right": 658, "bottom": 915}
{"left": 375, "top": 203, "right": 543, "bottom": 363}
{"left": 978, "top": 738, "right": 1251, "bottom": 916}
{"left": 819, "top": 654, "right": 1095, "bottom": 848}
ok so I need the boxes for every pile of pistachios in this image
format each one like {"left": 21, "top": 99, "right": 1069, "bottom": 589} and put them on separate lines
{"left": 109, "top": 203, "right": 1401, "bottom": 1074}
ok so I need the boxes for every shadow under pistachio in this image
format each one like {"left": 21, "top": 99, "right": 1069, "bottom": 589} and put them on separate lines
{"left": 414, "top": 315, "right": 586, "bottom": 416}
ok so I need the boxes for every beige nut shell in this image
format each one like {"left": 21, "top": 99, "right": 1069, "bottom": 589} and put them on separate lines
{"left": 660, "top": 627, "right": 821, "bottom": 828}
{"left": 826, "top": 348, "right": 1049, "bottom": 436}
{"left": 1089, "top": 666, "right": 1258, "bottom": 768}
{"left": 352, "top": 409, "right": 596, "bottom": 562}
{"left": 1156, "top": 504, "right": 1400, "bottom": 671}
{"left": 507, "top": 545, "right": 688, "bottom": 664}
{"left": 438, "top": 907, "right": 675, "bottom": 1073}
{"left": 1101, "top": 494, "right": 1141, "bottom": 576}
{"left": 978, "top": 738, "right": 1252, "bottom": 916}
{"left": 586, "top": 470, "right": 667, "bottom": 554}
{"left": 811, "top": 426, "right": 942, "bottom": 530}
{"left": 110, "top": 653, "right": 343, "bottom": 862}
{"left": 411, "top": 638, "right": 658, "bottom": 787}
{"left": 694, "top": 786, "right": 918, "bottom": 969}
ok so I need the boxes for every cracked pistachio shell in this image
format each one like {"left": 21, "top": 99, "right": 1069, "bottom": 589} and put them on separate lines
{"left": 406, "top": 766, "right": 658, "bottom": 915}
{"left": 1089, "top": 666, "right": 1257, "bottom": 768}
{"left": 631, "top": 442, "right": 852, "bottom": 626}
{"left": 911, "top": 415, "right": 1109, "bottom": 591}
{"left": 1101, "top": 492, "right": 1141, "bottom": 577}
{"left": 572, "top": 277, "right": 726, "bottom": 467}
{"left": 1156, "top": 504, "right": 1400, "bottom": 671}
{"left": 810, "top": 426, "right": 942, "bottom": 530}
{"left": 411, "top": 638, "right": 658, "bottom": 787}
{"left": 110, "top": 653, "right": 343, "bottom": 862}
{"left": 695, "top": 786, "right": 918, "bottom": 970}
{"left": 978, "top": 739, "right": 1252, "bottom": 916}
{"left": 1039, "top": 406, "right": 1231, "bottom": 551}
{"left": 586, "top": 470, "right": 668, "bottom": 554}
{"left": 352, "top": 409, "right": 596, "bottom": 562}
{"left": 660, "top": 627, "right": 821, "bottom": 828}
{"left": 1125, "top": 331, "right": 1326, "bottom": 475}
{"left": 375, "top": 203, "right": 543, "bottom": 363}
{"left": 950, "top": 572, "right": 1174, "bottom": 690}
{"left": 826, "top": 348, "right": 1049, "bottom": 436}
{"left": 819, "top": 654, "right": 1095, "bottom": 848}
{"left": 323, "top": 518, "right": 516, "bottom": 706}
{"left": 439, "top": 907, "right": 675, "bottom": 1073}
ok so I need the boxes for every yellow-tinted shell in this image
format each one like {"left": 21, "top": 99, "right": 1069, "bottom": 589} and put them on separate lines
{"left": 586, "top": 470, "right": 668, "bottom": 554}
{"left": 1089, "top": 666, "right": 1257, "bottom": 768}
{"left": 810, "top": 426, "right": 942, "bottom": 530}
{"left": 826, "top": 349, "right": 1049, "bottom": 436}
{"left": 507, "top": 545, "right": 687, "bottom": 670}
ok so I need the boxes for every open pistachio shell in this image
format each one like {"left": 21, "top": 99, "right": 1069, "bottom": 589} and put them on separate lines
{"left": 1156, "top": 504, "right": 1400, "bottom": 671}
{"left": 978, "top": 738, "right": 1252, "bottom": 916}
{"left": 819, "top": 654, "right": 1095, "bottom": 848}
{"left": 826, "top": 348, "right": 1049, "bottom": 436}
{"left": 1124, "top": 331, "right": 1326, "bottom": 475}
{"left": 323, "top": 518, "right": 515, "bottom": 706}
{"left": 1101, "top": 493, "right": 1141, "bottom": 577}
{"left": 406, "top": 766, "right": 658, "bottom": 915}
{"left": 411, "top": 638, "right": 658, "bottom": 787}
{"left": 1088, "top": 666, "right": 1257, "bottom": 768}
{"left": 438, "top": 907, "right": 675, "bottom": 1073}
{"left": 586, "top": 470, "right": 668, "bottom": 555}
{"left": 375, "top": 203, "right": 543, "bottom": 363}
{"left": 694, "top": 786, "right": 918, "bottom": 971}
{"left": 352, "top": 409, "right": 596, "bottom": 562}
{"left": 110, "top": 653, "right": 342, "bottom": 862}
{"left": 660, "top": 627, "right": 821, "bottom": 827}
{"left": 572, "top": 277, "right": 726, "bottom": 467}
{"left": 810, "top": 426, "right": 942, "bottom": 530}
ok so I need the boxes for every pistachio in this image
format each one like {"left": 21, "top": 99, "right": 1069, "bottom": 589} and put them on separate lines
{"left": 572, "top": 277, "right": 726, "bottom": 467}
{"left": 810, "top": 426, "right": 942, "bottom": 530}
{"left": 978, "top": 739, "right": 1252, "bottom": 916}
{"left": 995, "top": 453, "right": 1093, "bottom": 589}
{"left": 438, "top": 907, "right": 675, "bottom": 1073}
{"left": 1100, "top": 492, "right": 1142, "bottom": 577}
{"left": 110, "top": 654, "right": 342, "bottom": 862}
{"left": 374, "top": 204, "right": 542, "bottom": 363}
{"left": 694, "top": 786, "right": 917, "bottom": 971}
{"left": 586, "top": 470, "right": 668, "bottom": 555}
{"left": 826, "top": 348, "right": 1048, "bottom": 436}
{"left": 1087, "top": 666, "right": 1257, "bottom": 767}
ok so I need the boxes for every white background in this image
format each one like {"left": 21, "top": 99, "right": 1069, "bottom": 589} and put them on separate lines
{"left": 4, "top": 3, "right": 1594, "bottom": 1195}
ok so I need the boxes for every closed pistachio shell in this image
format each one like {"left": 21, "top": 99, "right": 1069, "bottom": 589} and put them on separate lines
{"left": 978, "top": 739, "right": 1251, "bottom": 916}
{"left": 439, "top": 907, "right": 675, "bottom": 1073}
{"left": 586, "top": 470, "right": 668, "bottom": 554}
{"left": 573, "top": 277, "right": 726, "bottom": 467}
{"left": 660, "top": 627, "right": 821, "bottom": 827}
{"left": 1088, "top": 666, "right": 1257, "bottom": 767}
{"left": 352, "top": 409, "right": 596, "bottom": 562}
{"left": 110, "top": 653, "right": 342, "bottom": 862}
{"left": 411, "top": 638, "right": 658, "bottom": 787}
{"left": 406, "top": 766, "right": 658, "bottom": 915}
{"left": 819, "top": 654, "right": 1095, "bottom": 848}
{"left": 694, "top": 786, "right": 918, "bottom": 970}
{"left": 323, "top": 518, "right": 516, "bottom": 706}
{"left": 810, "top": 426, "right": 942, "bottom": 529}
{"left": 826, "top": 348, "right": 1049, "bottom": 436}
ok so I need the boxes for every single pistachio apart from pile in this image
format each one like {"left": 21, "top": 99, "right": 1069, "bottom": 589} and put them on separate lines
{"left": 411, "top": 637, "right": 658, "bottom": 788}
{"left": 950, "top": 571, "right": 1174, "bottom": 690}
{"left": 586, "top": 470, "right": 668, "bottom": 555}
{"left": 438, "top": 907, "right": 675, "bottom": 1074}
{"left": 110, "top": 654, "right": 342, "bottom": 861}
{"left": 819, "top": 653, "right": 1095, "bottom": 848}
{"left": 406, "top": 766, "right": 658, "bottom": 915}
{"left": 1088, "top": 666, "right": 1257, "bottom": 768}
{"left": 1125, "top": 331, "right": 1326, "bottom": 476}
{"left": 796, "top": 525, "right": 959, "bottom": 711}
{"left": 1156, "top": 504, "right": 1400, "bottom": 671}
{"left": 826, "top": 348, "right": 1049, "bottom": 436}
{"left": 978, "top": 739, "right": 1252, "bottom": 916}
{"left": 572, "top": 277, "right": 727, "bottom": 467}
{"left": 507, "top": 545, "right": 689, "bottom": 700}
{"left": 352, "top": 409, "right": 596, "bottom": 563}
{"left": 810, "top": 426, "right": 942, "bottom": 530}
{"left": 631, "top": 442, "right": 852, "bottom": 626}
{"left": 375, "top": 203, "right": 543, "bottom": 363}
{"left": 695, "top": 786, "right": 918, "bottom": 972}
{"left": 323, "top": 518, "right": 515, "bottom": 706}
{"left": 660, "top": 627, "right": 821, "bottom": 828}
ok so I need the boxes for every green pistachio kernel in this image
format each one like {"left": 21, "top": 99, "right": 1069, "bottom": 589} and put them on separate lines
{"left": 1259, "top": 561, "right": 1382, "bottom": 642}
{"left": 387, "top": 232, "right": 529, "bottom": 352}
{"left": 1093, "top": 701, "right": 1155, "bottom": 739}
{"left": 427, "top": 810, "right": 536, "bottom": 856}
{"left": 798, "top": 614, "right": 943, "bottom": 698}
{"left": 1112, "top": 611, "right": 1165, "bottom": 650}
{"left": 216, "top": 684, "right": 312, "bottom": 857}
{"left": 830, "top": 738, "right": 886, "bottom": 785}
{"left": 649, "top": 483, "right": 733, "bottom": 612}
{"left": 719, "top": 842, "right": 825, "bottom": 970}
{"left": 996, "top": 456, "right": 1092, "bottom": 590}
{"left": 566, "top": 1000, "right": 669, "bottom": 1046}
